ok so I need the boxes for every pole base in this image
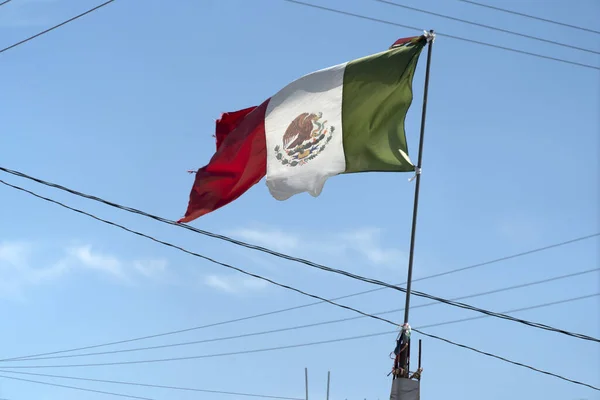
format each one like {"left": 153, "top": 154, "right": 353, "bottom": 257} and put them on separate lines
{"left": 390, "top": 378, "right": 420, "bottom": 400}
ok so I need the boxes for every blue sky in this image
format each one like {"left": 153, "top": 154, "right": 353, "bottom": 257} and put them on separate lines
{"left": 0, "top": 0, "right": 599, "bottom": 399}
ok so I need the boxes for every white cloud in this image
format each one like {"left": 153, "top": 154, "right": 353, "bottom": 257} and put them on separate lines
{"left": 133, "top": 259, "right": 168, "bottom": 279}
{"left": 1, "top": 225, "right": 402, "bottom": 299}
{"left": 203, "top": 274, "right": 268, "bottom": 294}
{"left": 0, "top": 241, "right": 29, "bottom": 266}
{"left": 64, "top": 246, "right": 173, "bottom": 284}
{"left": 0, "top": 241, "right": 171, "bottom": 298}
{"left": 0, "top": 241, "right": 68, "bottom": 298}
{"left": 66, "top": 245, "right": 124, "bottom": 278}
{"left": 225, "top": 226, "right": 403, "bottom": 267}
{"left": 337, "top": 228, "right": 405, "bottom": 266}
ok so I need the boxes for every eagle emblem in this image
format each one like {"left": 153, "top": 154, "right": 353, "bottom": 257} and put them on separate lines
{"left": 274, "top": 112, "right": 334, "bottom": 167}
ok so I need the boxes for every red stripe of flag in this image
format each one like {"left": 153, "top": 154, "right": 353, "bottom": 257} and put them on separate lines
{"left": 177, "top": 100, "right": 269, "bottom": 223}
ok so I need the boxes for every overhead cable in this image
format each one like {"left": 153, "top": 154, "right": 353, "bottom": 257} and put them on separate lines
{"left": 0, "top": 374, "right": 154, "bottom": 400}
{"left": 0, "top": 182, "right": 596, "bottom": 388}
{"left": 457, "top": 0, "right": 600, "bottom": 35}
{"left": 5, "top": 292, "right": 597, "bottom": 363}
{"left": 0, "top": 178, "right": 400, "bottom": 324}
{"left": 3, "top": 249, "right": 596, "bottom": 362}
{"left": 0, "top": 370, "right": 303, "bottom": 400}
{"left": 5, "top": 272, "right": 598, "bottom": 363}
{"left": 1, "top": 303, "right": 598, "bottom": 391}
{"left": 376, "top": 0, "right": 600, "bottom": 55}
{"left": 1, "top": 178, "right": 599, "bottom": 344}
{"left": 3, "top": 166, "right": 598, "bottom": 305}
{"left": 281, "top": 0, "right": 600, "bottom": 70}
{"left": 411, "top": 329, "right": 600, "bottom": 391}
{"left": 0, "top": 166, "right": 425, "bottom": 296}
{"left": 0, "top": 0, "right": 114, "bottom": 55}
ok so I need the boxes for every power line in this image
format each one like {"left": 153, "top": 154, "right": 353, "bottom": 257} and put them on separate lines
{"left": 7, "top": 291, "right": 597, "bottom": 364}
{"left": 0, "top": 167, "right": 419, "bottom": 299}
{"left": 417, "top": 293, "right": 599, "bottom": 330}
{"left": 2, "top": 178, "right": 599, "bottom": 344}
{"left": 281, "top": 0, "right": 600, "bottom": 70}
{"left": 0, "top": 371, "right": 303, "bottom": 400}
{"left": 411, "top": 290, "right": 600, "bottom": 342}
{"left": 0, "top": 293, "right": 597, "bottom": 396}
{"left": 2, "top": 170, "right": 599, "bottom": 342}
{"left": 0, "top": 178, "right": 399, "bottom": 325}
{"left": 0, "top": 179, "right": 595, "bottom": 388}
{"left": 0, "top": 185, "right": 600, "bottom": 390}
{"left": 0, "top": 250, "right": 588, "bottom": 361}
{"left": 3, "top": 240, "right": 595, "bottom": 363}
{"left": 4, "top": 166, "right": 598, "bottom": 312}
{"left": 0, "top": 0, "right": 597, "bottom": 70}
{"left": 0, "top": 374, "right": 154, "bottom": 400}
{"left": 376, "top": 0, "right": 600, "bottom": 55}
{"left": 6, "top": 270, "right": 598, "bottom": 363}
{"left": 0, "top": 166, "right": 600, "bottom": 302}
{"left": 457, "top": 0, "right": 600, "bottom": 35}
{"left": 411, "top": 329, "right": 600, "bottom": 391}
{"left": 0, "top": 333, "right": 407, "bottom": 369}
{"left": 0, "top": 0, "right": 114, "bottom": 55}
{"left": 0, "top": 0, "right": 12, "bottom": 8}
{"left": 1, "top": 294, "right": 598, "bottom": 391}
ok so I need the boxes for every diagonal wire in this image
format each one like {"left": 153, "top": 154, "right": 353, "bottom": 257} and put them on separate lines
{"left": 410, "top": 329, "right": 600, "bottom": 391}
{"left": 0, "top": 179, "right": 399, "bottom": 325}
{"left": 3, "top": 165, "right": 594, "bottom": 306}
{"left": 457, "top": 0, "right": 600, "bottom": 35}
{"left": 376, "top": 0, "right": 600, "bottom": 55}
{"left": 280, "top": 0, "right": 600, "bottom": 70}
{"left": 1, "top": 297, "right": 599, "bottom": 391}
{"left": 5, "top": 271, "right": 597, "bottom": 362}
{"left": 2, "top": 178, "right": 599, "bottom": 344}
{"left": 0, "top": 291, "right": 597, "bottom": 397}
{"left": 2, "top": 168, "right": 599, "bottom": 319}
{"left": 4, "top": 247, "right": 593, "bottom": 362}
{"left": 415, "top": 293, "right": 599, "bottom": 330}
{"left": 0, "top": 374, "right": 155, "bottom": 400}
{"left": 0, "top": 0, "right": 12, "bottom": 7}
{"left": 0, "top": 0, "right": 114, "bottom": 55}
{"left": 0, "top": 371, "right": 303, "bottom": 400}
{"left": 0, "top": 334, "right": 410, "bottom": 369}
{"left": 2, "top": 167, "right": 600, "bottom": 340}
{"left": 5, "top": 291, "right": 597, "bottom": 363}
{"left": 2, "top": 248, "right": 595, "bottom": 364}
{"left": 0, "top": 166, "right": 418, "bottom": 297}
{"left": 407, "top": 283, "right": 600, "bottom": 342}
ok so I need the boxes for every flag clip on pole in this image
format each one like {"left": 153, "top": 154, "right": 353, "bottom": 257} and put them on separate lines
{"left": 391, "top": 29, "right": 434, "bottom": 399}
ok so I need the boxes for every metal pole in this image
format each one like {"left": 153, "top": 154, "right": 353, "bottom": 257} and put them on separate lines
{"left": 326, "top": 371, "right": 330, "bottom": 400}
{"left": 305, "top": 368, "right": 308, "bottom": 400}
{"left": 403, "top": 31, "right": 434, "bottom": 324}
{"left": 401, "top": 30, "right": 434, "bottom": 378}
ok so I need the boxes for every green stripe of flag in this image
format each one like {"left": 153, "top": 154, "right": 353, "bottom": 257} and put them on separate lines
{"left": 341, "top": 38, "right": 426, "bottom": 173}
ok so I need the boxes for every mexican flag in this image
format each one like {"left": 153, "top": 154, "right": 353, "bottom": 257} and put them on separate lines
{"left": 179, "top": 35, "right": 428, "bottom": 223}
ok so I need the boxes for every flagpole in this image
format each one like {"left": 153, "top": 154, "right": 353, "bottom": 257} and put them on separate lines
{"left": 400, "top": 30, "right": 434, "bottom": 379}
